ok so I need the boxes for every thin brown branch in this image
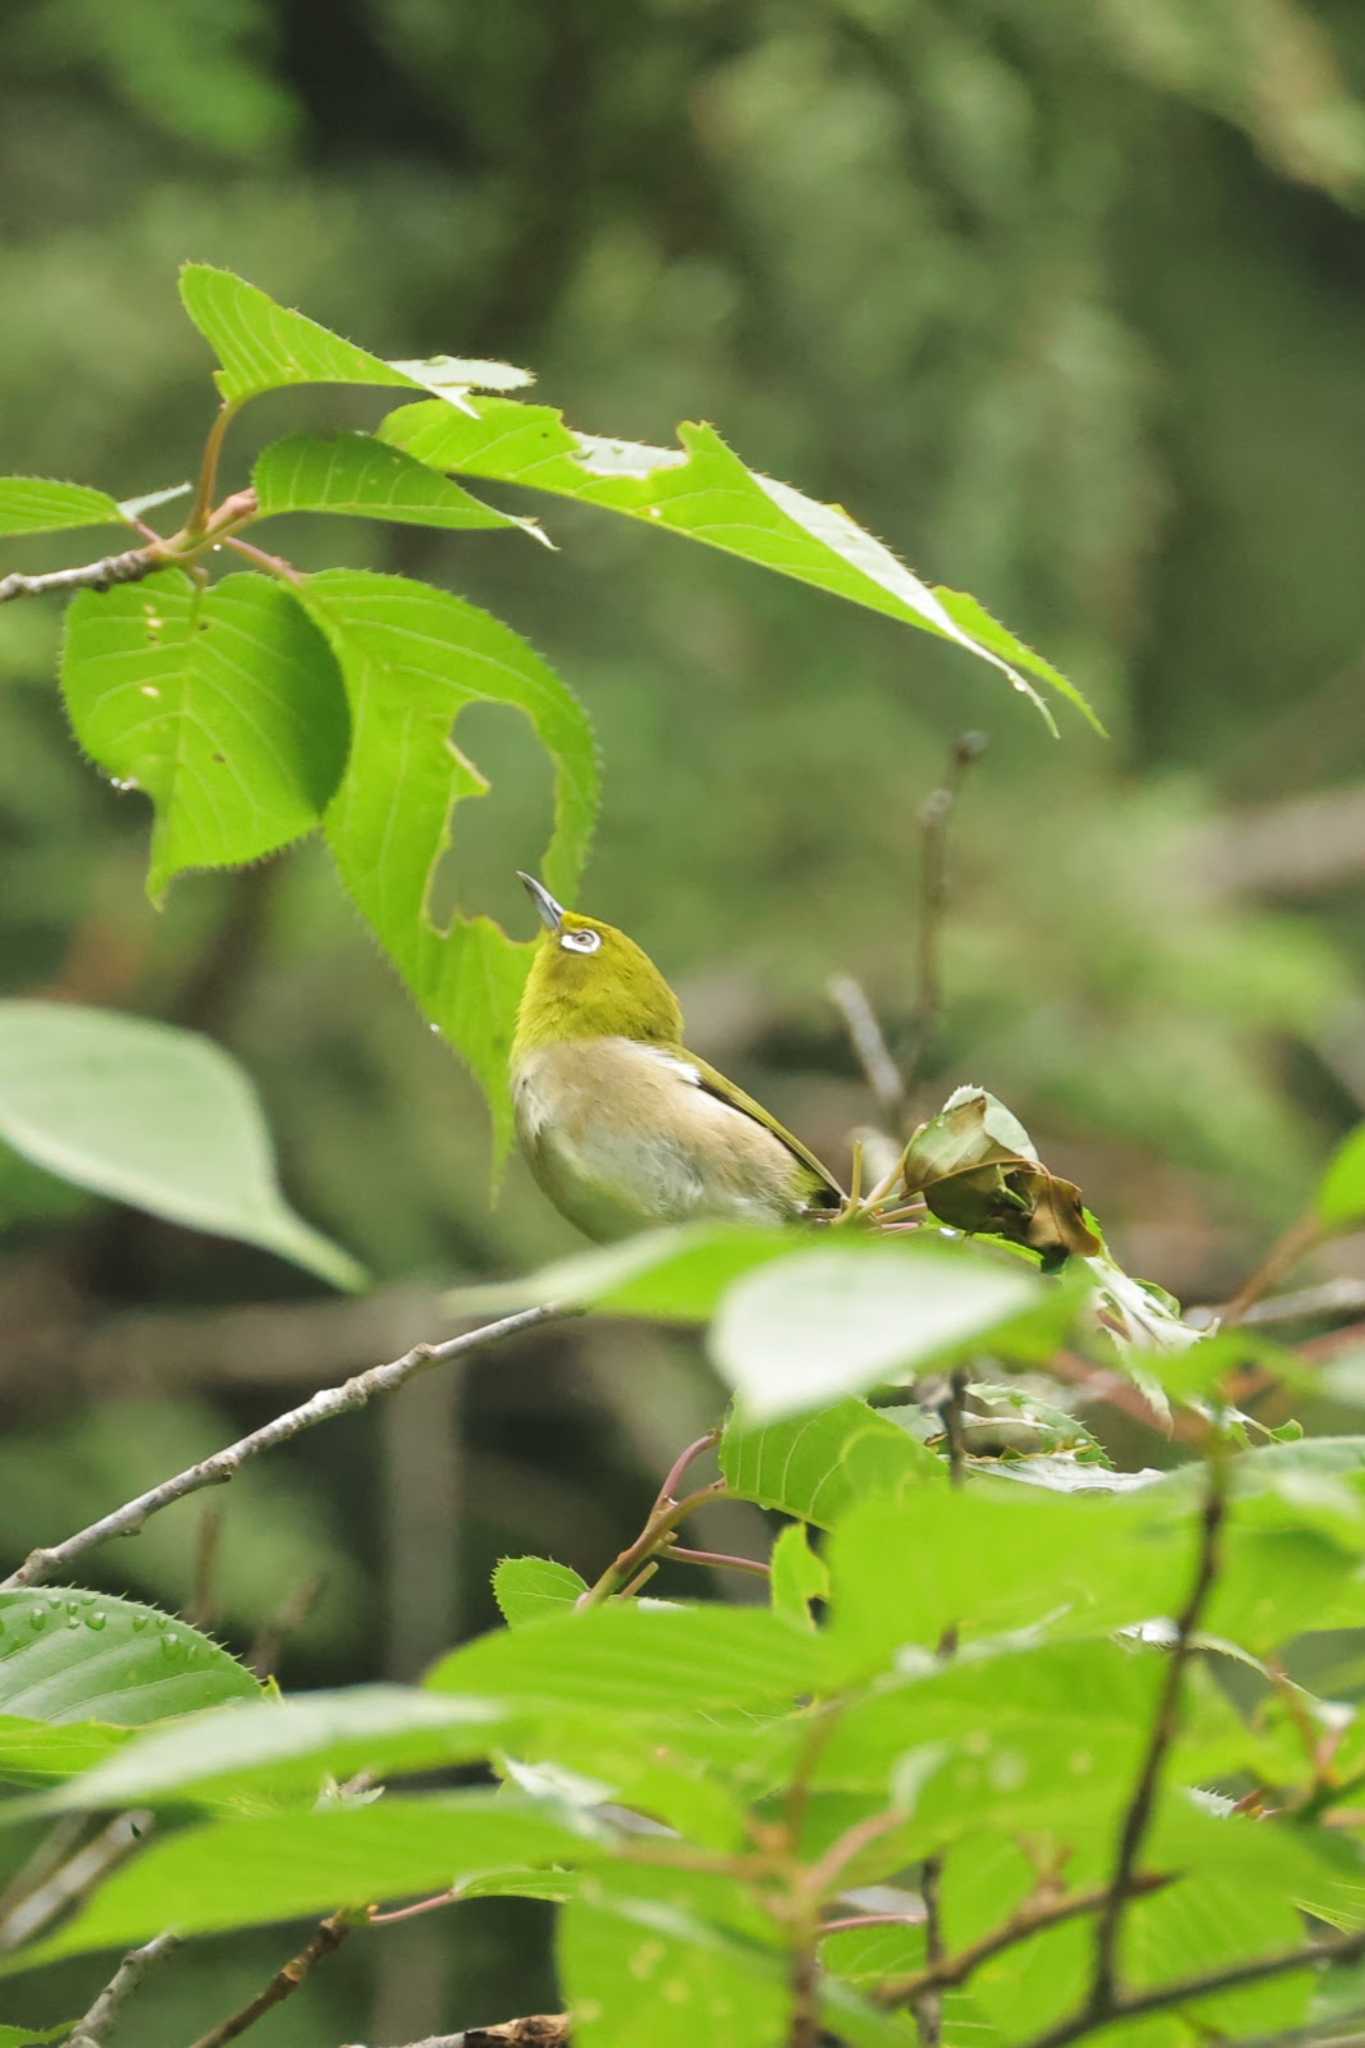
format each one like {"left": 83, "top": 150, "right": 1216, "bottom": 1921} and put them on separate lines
{"left": 188, "top": 401, "right": 240, "bottom": 536}
{"left": 577, "top": 1478, "right": 728, "bottom": 1607}
{"left": 0, "top": 545, "right": 163, "bottom": 605}
{"left": 2, "top": 1305, "right": 572, "bottom": 1591}
{"left": 1087, "top": 1463, "right": 1225, "bottom": 2013}
{"left": 1016, "top": 1920, "right": 1365, "bottom": 2048}
{"left": 828, "top": 974, "right": 909, "bottom": 1131}
{"left": 652, "top": 1429, "right": 720, "bottom": 1512}
{"left": 189, "top": 1505, "right": 224, "bottom": 1630}
{"left": 1221, "top": 1213, "right": 1326, "bottom": 1325}
{"left": 915, "top": 1856, "right": 946, "bottom": 2047}
{"left": 0, "top": 1810, "right": 152, "bottom": 1951}
{"left": 902, "top": 730, "right": 987, "bottom": 1089}
{"left": 223, "top": 535, "right": 304, "bottom": 584}
{"left": 378, "top": 2023, "right": 569, "bottom": 2048}
{"left": 247, "top": 1571, "right": 326, "bottom": 1682}
{"left": 875, "top": 1873, "right": 1172, "bottom": 2009}
{"left": 64, "top": 1931, "right": 180, "bottom": 2048}
{"left": 666, "top": 1544, "right": 770, "bottom": 1579}
{"left": 186, "top": 1910, "right": 354, "bottom": 2048}
{"left": 819, "top": 1912, "right": 924, "bottom": 1935}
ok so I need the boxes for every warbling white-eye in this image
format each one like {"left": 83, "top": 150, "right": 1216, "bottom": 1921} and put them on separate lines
{"left": 511, "top": 873, "right": 844, "bottom": 1242}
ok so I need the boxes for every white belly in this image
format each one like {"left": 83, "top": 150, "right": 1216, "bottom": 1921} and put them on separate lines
{"left": 512, "top": 1038, "right": 803, "bottom": 1241}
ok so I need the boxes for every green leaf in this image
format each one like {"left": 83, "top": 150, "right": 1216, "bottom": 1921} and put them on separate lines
{"left": 501, "top": 1729, "right": 746, "bottom": 1852}
{"left": 1320, "top": 1124, "right": 1365, "bottom": 1230}
{"left": 426, "top": 1601, "right": 830, "bottom": 1718}
{"left": 0, "top": 478, "right": 128, "bottom": 538}
{"left": 17, "top": 1686, "right": 512, "bottom": 1817}
{"left": 179, "top": 265, "right": 532, "bottom": 412}
{"left": 0, "top": 1590, "right": 259, "bottom": 1726}
{"left": 809, "top": 1640, "right": 1250, "bottom": 1833}
{"left": 769, "top": 1523, "right": 828, "bottom": 1626}
{"left": 0, "top": 2024, "right": 73, "bottom": 2046}
{"left": 253, "top": 433, "right": 545, "bottom": 541}
{"left": 61, "top": 569, "right": 349, "bottom": 899}
{"left": 380, "top": 400, "right": 1099, "bottom": 731}
{"left": 493, "top": 1557, "right": 588, "bottom": 1627}
{"left": 826, "top": 1487, "right": 1191, "bottom": 1668}
{"left": 0, "top": 1001, "right": 366, "bottom": 1289}
{"left": 721, "top": 1398, "right": 946, "bottom": 1526}
{"left": 448, "top": 1222, "right": 801, "bottom": 1320}
{"left": 0, "top": 1714, "right": 130, "bottom": 1789}
{"left": 709, "top": 1239, "right": 1043, "bottom": 1421}
{"left": 300, "top": 570, "right": 598, "bottom": 1166}
{"left": 559, "top": 1887, "right": 790, "bottom": 2048}
{"left": 0, "top": 1791, "right": 601, "bottom": 1972}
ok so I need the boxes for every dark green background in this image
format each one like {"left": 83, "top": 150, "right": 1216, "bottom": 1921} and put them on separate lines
{"left": 2, "top": 2, "right": 1364, "bottom": 2038}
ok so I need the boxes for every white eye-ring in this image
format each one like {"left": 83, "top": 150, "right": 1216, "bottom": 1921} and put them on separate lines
{"left": 560, "top": 928, "right": 602, "bottom": 955}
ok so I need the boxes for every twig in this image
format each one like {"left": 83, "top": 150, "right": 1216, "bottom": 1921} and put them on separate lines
{"left": 653, "top": 1429, "right": 720, "bottom": 1512}
{"left": 1015, "top": 1920, "right": 1365, "bottom": 2048}
{"left": 1086, "top": 1464, "right": 1225, "bottom": 2015}
{"left": 189, "top": 1505, "right": 224, "bottom": 1629}
{"left": 901, "top": 731, "right": 987, "bottom": 1089}
{"left": 369, "top": 1888, "right": 461, "bottom": 1927}
{"left": 666, "top": 1544, "right": 770, "bottom": 1579}
{"left": 875, "top": 1874, "right": 1172, "bottom": 2008}
{"left": 188, "top": 401, "right": 239, "bottom": 536}
{"left": 0, "top": 1811, "right": 152, "bottom": 1952}
{"left": 914, "top": 1368, "right": 969, "bottom": 2042}
{"left": 819, "top": 1912, "right": 924, "bottom": 1935}
{"left": 1211, "top": 2008, "right": 1365, "bottom": 2048}
{"left": 1202, "top": 1278, "right": 1365, "bottom": 1329}
{"left": 0, "top": 1813, "right": 88, "bottom": 1924}
{"left": 828, "top": 975, "right": 909, "bottom": 1132}
{"left": 916, "top": 1857, "right": 946, "bottom": 2047}
{"left": 0, "top": 547, "right": 162, "bottom": 605}
{"left": 64, "top": 1931, "right": 180, "bottom": 2048}
{"left": 2, "top": 1305, "right": 571, "bottom": 1590}
{"left": 1221, "top": 1213, "right": 1325, "bottom": 1325}
{"left": 224, "top": 535, "right": 304, "bottom": 584}
{"left": 187, "top": 1910, "right": 354, "bottom": 2048}
{"left": 248, "top": 1571, "right": 326, "bottom": 1682}
{"left": 371, "top": 2023, "right": 569, "bottom": 2048}
{"left": 577, "top": 1478, "right": 728, "bottom": 1607}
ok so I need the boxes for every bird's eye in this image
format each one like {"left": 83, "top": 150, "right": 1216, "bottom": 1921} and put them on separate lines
{"left": 560, "top": 928, "right": 602, "bottom": 955}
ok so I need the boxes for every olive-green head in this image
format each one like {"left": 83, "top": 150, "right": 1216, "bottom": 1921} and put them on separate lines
{"left": 511, "top": 873, "right": 684, "bottom": 1057}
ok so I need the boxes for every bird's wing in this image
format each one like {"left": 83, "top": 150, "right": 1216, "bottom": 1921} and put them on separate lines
{"left": 673, "top": 1046, "right": 845, "bottom": 1208}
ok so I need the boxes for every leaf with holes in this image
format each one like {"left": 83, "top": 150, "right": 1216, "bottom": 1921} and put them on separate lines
{"left": 0, "top": 1001, "right": 366, "bottom": 1288}
{"left": 253, "top": 432, "right": 545, "bottom": 542}
{"left": 493, "top": 1557, "right": 587, "bottom": 1627}
{"left": 299, "top": 570, "right": 598, "bottom": 1166}
{"left": 180, "top": 265, "right": 532, "bottom": 414}
{"left": 721, "top": 1398, "right": 946, "bottom": 1527}
{"left": 381, "top": 398, "right": 1099, "bottom": 732}
{"left": 0, "top": 1590, "right": 258, "bottom": 1727}
{"left": 0, "top": 478, "right": 127, "bottom": 538}
{"left": 769, "top": 1523, "right": 828, "bottom": 1626}
{"left": 61, "top": 569, "right": 348, "bottom": 899}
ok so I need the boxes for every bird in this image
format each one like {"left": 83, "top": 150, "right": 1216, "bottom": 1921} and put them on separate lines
{"left": 510, "top": 873, "right": 845, "bottom": 1242}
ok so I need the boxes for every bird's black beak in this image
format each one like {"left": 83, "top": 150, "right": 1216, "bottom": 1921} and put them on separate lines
{"left": 516, "top": 871, "right": 566, "bottom": 932}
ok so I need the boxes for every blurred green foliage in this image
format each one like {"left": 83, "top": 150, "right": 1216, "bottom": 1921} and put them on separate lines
{"left": 3, "top": 0, "right": 1365, "bottom": 2036}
